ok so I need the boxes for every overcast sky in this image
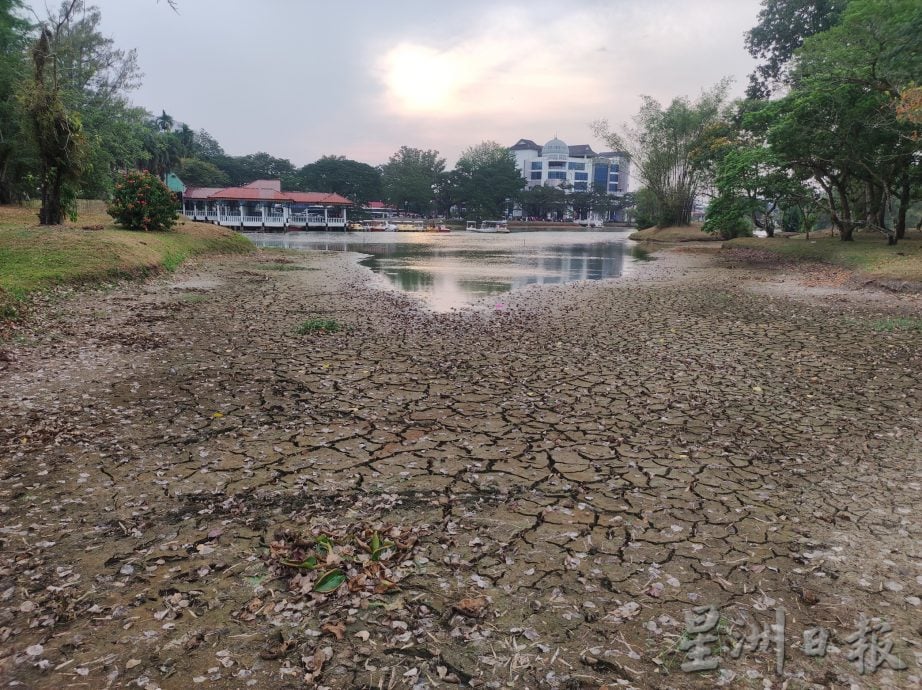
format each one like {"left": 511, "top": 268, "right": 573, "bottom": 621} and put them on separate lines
{"left": 25, "top": 0, "right": 763, "bottom": 167}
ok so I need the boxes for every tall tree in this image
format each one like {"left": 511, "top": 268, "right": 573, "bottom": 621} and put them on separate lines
{"left": 753, "top": 0, "right": 922, "bottom": 241}
{"left": 381, "top": 146, "right": 445, "bottom": 215}
{"left": 744, "top": 0, "right": 846, "bottom": 98}
{"left": 452, "top": 141, "right": 525, "bottom": 220}
{"left": 22, "top": 0, "right": 88, "bottom": 224}
{"left": 595, "top": 81, "right": 730, "bottom": 227}
{"left": 0, "top": 0, "right": 31, "bottom": 202}
{"left": 298, "top": 155, "right": 382, "bottom": 204}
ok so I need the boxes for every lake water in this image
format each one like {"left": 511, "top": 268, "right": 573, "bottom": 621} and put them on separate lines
{"left": 248, "top": 229, "right": 648, "bottom": 311}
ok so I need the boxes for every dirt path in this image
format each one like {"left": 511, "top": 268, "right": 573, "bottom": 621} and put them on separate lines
{"left": 1, "top": 248, "right": 920, "bottom": 689}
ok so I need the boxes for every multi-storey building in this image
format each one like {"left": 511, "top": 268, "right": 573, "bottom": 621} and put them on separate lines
{"left": 509, "top": 137, "right": 630, "bottom": 220}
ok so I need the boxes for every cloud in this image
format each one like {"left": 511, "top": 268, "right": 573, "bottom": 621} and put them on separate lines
{"left": 374, "top": 0, "right": 761, "bottom": 150}
{"left": 376, "top": 6, "right": 610, "bottom": 121}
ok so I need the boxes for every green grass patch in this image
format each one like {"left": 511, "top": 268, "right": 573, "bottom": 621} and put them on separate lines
{"left": 629, "top": 224, "right": 721, "bottom": 243}
{"left": 725, "top": 232, "right": 922, "bottom": 283}
{"left": 873, "top": 317, "right": 922, "bottom": 333}
{"left": 0, "top": 206, "right": 252, "bottom": 318}
{"left": 296, "top": 318, "right": 341, "bottom": 334}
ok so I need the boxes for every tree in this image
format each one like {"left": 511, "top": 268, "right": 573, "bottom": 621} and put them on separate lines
{"left": 381, "top": 146, "right": 445, "bottom": 215}
{"left": 705, "top": 145, "right": 807, "bottom": 238}
{"left": 22, "top": 1, "right": 88, "bottom": 224}
{"left": 48, "top": 1, "right": 145, "bottom": 199}
{"left": 752, "top": 0, "right": 922, "bottom": 241}
{"left": 298, "top": 155, "right": 382, "bottom": 204}
{"left": 213, "top": 151, "right": 296, "bottom": 187}
{"left": 744, "top": 0, "right": 846, "bottom": 99}
{"left": 519, "top": 185, "right": 567, "bottom": 221}
{"left": 178, "top": 157, "right": 229, "bottom": 187}
{"left": 595, "top": 81, "right": 730, "bottom": 227}
{"left": 793, "top": 0, "right": 922, "bottom": 241}
{"left": 191, "top": 128, "right": 225, "bottom": 161}
{"left": 0, "top": 0, "right": 32, "bottom": 203}
{"left": 155, "top": 109, "right": 173, "bottom": 132}
{"left": 452, "top": 141, "right": 524, "bottom": 220}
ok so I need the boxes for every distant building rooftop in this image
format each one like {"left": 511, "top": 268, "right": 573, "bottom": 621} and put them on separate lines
{"left": 509, "top": 138, "right": 541, "bottom": 151}
{"left": 568, "top": 144, "right": 597, "bottom": 157}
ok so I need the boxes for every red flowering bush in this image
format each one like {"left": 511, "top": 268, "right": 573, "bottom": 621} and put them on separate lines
{"left": 107, "top": 170, "right": 177, "bottom": 231}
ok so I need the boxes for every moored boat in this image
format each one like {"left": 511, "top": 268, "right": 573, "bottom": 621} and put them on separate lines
{"left": 471, "top": 220, "right": 510, "bottom": 233}
{"left": 361, "top": 219, "right": 397, "bottom": 232}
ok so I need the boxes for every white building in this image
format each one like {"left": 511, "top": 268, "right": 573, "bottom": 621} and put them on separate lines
{"left": 509, "top": 137, "right": 630, "bottom": 219}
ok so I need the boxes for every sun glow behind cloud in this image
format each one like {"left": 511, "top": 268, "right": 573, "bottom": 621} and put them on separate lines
{"left": 377, "top": 8, "right": 609, "bottom": 121}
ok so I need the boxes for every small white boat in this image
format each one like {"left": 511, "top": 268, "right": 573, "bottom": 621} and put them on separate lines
{"left": 574, "top": 217, "right": 604, "bottom": 228}
{"left": 471, "top": 220, "right": 510, "bottom": 233}
{"left": 362, "top": 219, "right": 397, "bottom": 232}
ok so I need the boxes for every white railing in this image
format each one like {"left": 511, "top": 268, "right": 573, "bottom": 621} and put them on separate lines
{"left": 242, "top": 215, "right": 263, "bottom": 224}
{"left": 289, "top": 213, "right": 307, "bottom": 225}
{"left": 206, "top": 212, "right": 218, "bottom": 221}
{"left": 265, "top": 215, "right": 286, "bottom": 227}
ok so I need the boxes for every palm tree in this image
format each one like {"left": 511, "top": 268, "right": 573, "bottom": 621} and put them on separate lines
{"left": 155, "top": 109, "right": 173, "bottom": 132}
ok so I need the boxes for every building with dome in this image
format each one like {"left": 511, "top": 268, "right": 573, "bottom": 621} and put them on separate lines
{"left": 508, "top": 136, "right": 630, "bottom": 220}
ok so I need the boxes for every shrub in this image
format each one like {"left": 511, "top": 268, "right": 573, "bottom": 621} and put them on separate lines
{"left": 107, "top": 170, "right": 177, "bottom": 231}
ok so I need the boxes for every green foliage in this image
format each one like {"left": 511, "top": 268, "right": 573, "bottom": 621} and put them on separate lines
{"left": 632, "top": 188, "right": 660, "bottom": 229}
{"left": 381, "top": 146, "right": 445, "bottom": 215}
{"left": 706, "top": 144, "right": 808, "bottom": 238}
{"left": 744, "top": 0, "right": 846, "bottom": 98}
{"left": 518, "top": 185, "right": 566, "bottom": 220}
{"left": 453, "top": 141, "right": 524, "bottom": 220}
{"left": 0, "top": 0, "right": 33, "bottom": 203}
{"left": 296, "top": 318, "right": 341, "bottom": 334}
{"left": 298, "top": 155, "right": 382, "bottom": 204}
{"left": 106, "top": 169, "right": 177, "bottom": 231}
{"left": 22, "top": 26, "right": 88, "bottom": 225}
{"left": 703, "top": 194, "right": 753, "bottom": 239}
{"left": 873, "top": 317, "right": 922, "bottom": 333}
{"left": 178, "top": 157, "right": 229, "bottom": 187}
{"left": 752, "top": 0, "right": 922, "bottom": 241}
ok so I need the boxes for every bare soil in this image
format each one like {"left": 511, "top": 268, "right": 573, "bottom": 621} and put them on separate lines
{"left": 0, "top": 248, "right": 920, "bottom": 689}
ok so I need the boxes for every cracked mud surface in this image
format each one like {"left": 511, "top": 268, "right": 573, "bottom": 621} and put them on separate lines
{"left": 1, "top": 247, "right": 921, "bottom": 689}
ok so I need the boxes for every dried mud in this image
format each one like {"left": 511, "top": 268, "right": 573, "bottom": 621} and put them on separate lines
{"left": 1, "top": 248, "right": 920, "bottom": 689}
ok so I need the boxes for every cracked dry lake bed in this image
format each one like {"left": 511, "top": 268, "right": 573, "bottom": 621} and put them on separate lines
{"left": 1, "top": 243, "right": 921, "bottom": 689}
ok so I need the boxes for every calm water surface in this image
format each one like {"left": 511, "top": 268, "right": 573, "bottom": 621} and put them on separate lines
{"left": 249, "top": 229, "right": 648, "bottom": 311}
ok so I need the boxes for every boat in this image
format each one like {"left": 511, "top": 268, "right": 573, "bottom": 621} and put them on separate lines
{"left": 471, "top": 220, "right": 510, "bottom": 233}
{"left": 361, "top": 219, "right": 397, "bottom": 232}
{"left": 396, "top": 219, "right": 425, "bottom": 232}
{"left": 574, "top": 217, "right": 604, "bottom": 228}
{"left": 425, "top": 222, "right": 451, "bottom": 233}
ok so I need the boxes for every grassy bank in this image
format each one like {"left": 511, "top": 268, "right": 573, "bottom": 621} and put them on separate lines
{"left": 724, "top": 231, "right": 922, "bottom": 283}
{"left": 0, "top": 205, "right": 252, "bottom": 318}
{"left": 629, "top": 224, "right": 720, "bottom": 242}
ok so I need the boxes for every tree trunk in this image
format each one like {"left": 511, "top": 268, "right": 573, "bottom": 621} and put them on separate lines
{"left": 895, "top": 177, "right": 910, "bottom": 240}
{"left": 39, "top": 169, "right": 64, "bottom": 225}
{"left": 838, "top": 188, "right": 854, "bottom": 241}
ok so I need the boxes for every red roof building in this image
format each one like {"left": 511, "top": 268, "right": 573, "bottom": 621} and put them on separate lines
{"left": 182, "top": 179, "right": 352, "bottom": 230}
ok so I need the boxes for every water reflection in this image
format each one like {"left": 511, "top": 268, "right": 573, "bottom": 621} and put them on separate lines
{"left": 249, "top": 230, "right": 646, "bottom": 311}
